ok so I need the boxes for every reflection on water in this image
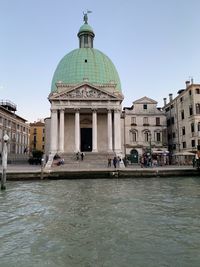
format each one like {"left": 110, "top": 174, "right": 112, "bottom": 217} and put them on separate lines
{"left": 1, "top": 178, "right": 200, "bottom": 267}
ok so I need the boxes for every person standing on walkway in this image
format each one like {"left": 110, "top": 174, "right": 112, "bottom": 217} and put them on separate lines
{"left": 113, "top": 156, "right": 117, "bottom": 168}
{"left": 108, "top": 158, "right": 111, "bottom": 167}
{"left": 81, "top": 152, "right": 85, "bottom": 161}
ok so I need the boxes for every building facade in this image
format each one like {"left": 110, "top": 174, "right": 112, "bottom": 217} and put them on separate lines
{"left": 0, "top": 100, "right": 29, "bottom": 155}
{"left": 29, "top": 121, "right": 45, "bottom": 152}
{"left": 123, "top": 97, "right": 168, "bottom": 164}
{"left": 164, "top": 81, "right": 200, "bottom": 159}
{"left": 47, "top": 14, "right": 124, "bottom": 157}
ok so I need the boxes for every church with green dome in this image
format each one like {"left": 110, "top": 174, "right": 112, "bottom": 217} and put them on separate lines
{"left": 47, "top": 13, "right": 124, "bottom": 157}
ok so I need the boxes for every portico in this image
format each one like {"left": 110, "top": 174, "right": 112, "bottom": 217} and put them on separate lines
{"left": 49, "top": 84, "right": 123, "bottom": 154}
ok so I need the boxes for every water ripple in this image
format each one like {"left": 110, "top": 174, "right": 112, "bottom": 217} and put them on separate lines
{"left": 0, "top": 178, "right": 200, "bottom": 267}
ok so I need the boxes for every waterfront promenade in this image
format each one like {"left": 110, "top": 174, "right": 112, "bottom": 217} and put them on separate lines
{"left": 3, "top": 163, "right": 199, "bottom": 180}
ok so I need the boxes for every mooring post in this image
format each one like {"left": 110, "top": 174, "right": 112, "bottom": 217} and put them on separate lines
{"left": 40, "top": 157, "right": 44, "bottom": 180}
{"left": 1, "top": 134, "right": 9, "bottom": 190}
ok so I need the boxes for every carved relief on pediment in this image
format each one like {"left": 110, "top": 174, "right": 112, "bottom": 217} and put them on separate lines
{"left": 55, "top": 86, "right": 115, "bottom": 100}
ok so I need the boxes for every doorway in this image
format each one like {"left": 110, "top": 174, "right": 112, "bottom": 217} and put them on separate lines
{"left": 81, "top": 128, "right": 92, "bottom": 151}
{"left": 130, "top": 149, "right": 139, "bottom": 163}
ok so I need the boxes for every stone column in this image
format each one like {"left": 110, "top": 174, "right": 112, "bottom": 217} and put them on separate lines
{"left": 50, "top": 109, "right": 58, "bottom": 153}
{"left": 92, "top": 109, "right": 98, "bottom": 152}
{"left": 114, "top": 109, "right": 121, "bottom": 153}
{"left": 59, "top": 109, "right": 64, "bottom": 152}
{"left": 75, "top": 109, "right": 80, "bottom": 152}
{"left": 107, "top": 109, "right": 113, "bottom": 152}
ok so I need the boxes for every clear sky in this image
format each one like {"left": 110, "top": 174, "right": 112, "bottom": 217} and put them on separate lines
{"left": 1, "top": 0, "right": 200, "bottom": 122}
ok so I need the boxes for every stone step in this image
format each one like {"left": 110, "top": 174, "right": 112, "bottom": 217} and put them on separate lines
{"left": 53, "top": 152, "right": 117, "bottom": 169}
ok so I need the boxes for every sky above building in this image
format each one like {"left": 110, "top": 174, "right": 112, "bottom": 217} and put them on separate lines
{"left": 1, "top": 0, "right": 200, "bottom": 122}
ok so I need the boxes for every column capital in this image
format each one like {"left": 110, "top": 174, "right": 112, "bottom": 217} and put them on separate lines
{"left": 51, "top": 108, "right": 58, "bottom": 113}
{"left": 114, "top": 108, "right": 121, "bottom": 113}
{"left": 74, "top": 108, "right": 80, "bottom": 112}
{"left": 92, "top": 108, "right": 97, "bottom": 112}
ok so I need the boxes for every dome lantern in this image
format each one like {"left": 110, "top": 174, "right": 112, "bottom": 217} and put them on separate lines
{"left": 78, "top": 11, "right": 95, "bottom": 48}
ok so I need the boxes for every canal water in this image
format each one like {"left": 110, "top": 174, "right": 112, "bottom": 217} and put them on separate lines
{"left": 0, "top": 178, "right": 200, "bottom": 267}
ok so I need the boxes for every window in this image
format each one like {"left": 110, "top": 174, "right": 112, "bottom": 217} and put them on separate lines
{"left": 156, "top": 132, "right": 161, "bottom": 142}
{"left": 181, "top": 110, "right": 184, "bottom": 120}
{"left": 33, "top": 136, "right": 37, "bottom": 143}
{"left": 143, "top": 104, "right": 147, "bottom": 110}
{"left": 196, "top": 88, "right": 200, "bottom": 94}
{"left": 143, "top": 117, "right": 148, "bottom": 125}
{"left": 172, "top": 132, "right": 176, "bottom": 138}
{"left": 191, "top": 140, "right": 196, "bottom": 147}
{"left": 156, "top": 117, "right": 160, "bottom": 126}
{"left": 182, "top": 127, "right": 185, "bottom": 135}
{"left": 189, "top": 105, "right": 193, "bottom": 116}
{"left": 42, "top": 136, "right": 45, "bottom": 142}
{"left": 171, "top": 117, "right": 175, "bottom": 124}
{"left": 34, "top": 128, "right": 37, "bottom": 134}
{"left": 196, "top": 104, "right": 200, "bottom": 114}
{"left": 144, "top": 131, "right": 150, "bottom": 142}
{"left": 84, "top": 35, "right": 88, "bottom": 46}
{"left": 189, "top": 90, "right": 192, "bottom": 96}
{"left": 0, "top": 116, "right": 2, "bottom": 124}
{"left": 198, "top": 139, "right": 200, "bottom": 145}
{"left": 180, "top": 97, "right": 183, "bottom": 102}
{"left": 129, "top": 130, "right": 137, "bottom": 142}
{"left": 198, "top": 122, "right": 200, "bottom": 131}
{"left": 182, "top": 142, "right": 186, "bottom": 148}
{"left": 131, "top": 117, "right": 136, "bottom": 126}
{"left": 132, "top": 132, "right": 137, "bottom": 142}
{"left": 191, "top": 123, "right": 195, "bottom": 133}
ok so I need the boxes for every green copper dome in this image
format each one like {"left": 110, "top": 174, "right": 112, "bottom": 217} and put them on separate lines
{"left": 78, "top": 24, "right": 94, "bottom": 34}
{"left": 51, "top": 48, "right": 121, "bottom": 92}
{"left": 51, "top": 17, "right": 121, "bottom": 93}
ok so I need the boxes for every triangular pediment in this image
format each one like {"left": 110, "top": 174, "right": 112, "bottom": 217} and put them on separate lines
{"left": 49, "top": 83, "right": 121, "bottom": 101}
{"left": 133, "top": 96, "right": 157, "bottom": 104}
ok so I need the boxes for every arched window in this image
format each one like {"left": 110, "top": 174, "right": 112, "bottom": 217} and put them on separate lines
{"left": 196, "top": 104, "right": 200, "bottom": 114}
{"left": 129, "top": 130, "right": 137, "bottom": 142}
{"left": 144, "top": 131, "right": 150, "bottom": 142}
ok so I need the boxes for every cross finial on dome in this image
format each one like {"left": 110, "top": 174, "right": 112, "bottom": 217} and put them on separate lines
{"left": 83, "top": 10, "right": 92, "bottom": 24}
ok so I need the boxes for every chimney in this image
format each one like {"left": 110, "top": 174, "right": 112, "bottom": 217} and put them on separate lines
{"left": 185, "top": 80, "right": 190, "bottom": 88}
{"left": 163, "top": 98, "right": 167, "bottom": 106}
{"left": 169, "top": 94, "right": 173, "bottom": 102}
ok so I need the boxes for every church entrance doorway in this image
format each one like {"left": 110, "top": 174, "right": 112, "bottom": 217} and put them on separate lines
{"left": 81, "top": 128, "right": 92, "bottom": 151}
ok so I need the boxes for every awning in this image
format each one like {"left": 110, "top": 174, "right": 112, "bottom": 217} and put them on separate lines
{"left": 152, "top": 150, "right": 169, "bottom": 154}
{"left": 173, "top": 151, "right": 195, "bottom": 156}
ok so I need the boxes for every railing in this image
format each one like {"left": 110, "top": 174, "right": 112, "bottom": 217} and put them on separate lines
{"left": 0, "top": 100, "right": 17, "bottom": 111}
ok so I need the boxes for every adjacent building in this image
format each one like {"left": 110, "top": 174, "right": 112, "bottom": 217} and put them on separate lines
{"left": 123, "top": 97, "right": 168, "bottom": 164}
{"left": 0, "top": 100, "right": 29, "bottom": 155}
{"left": 163, "top": 81, "right": 200, "bottom": 162}
{"left": 29, "top": 121, "right": 45, "bottom": 152}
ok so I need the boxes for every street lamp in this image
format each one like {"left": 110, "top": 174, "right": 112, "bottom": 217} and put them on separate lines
{"left": 1, "top": 133, "right": 9, "bottom": 190}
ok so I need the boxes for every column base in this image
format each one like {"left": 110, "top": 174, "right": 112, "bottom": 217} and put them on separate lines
{"left": 92, "top": 149, "right": 98, "bottom": 153}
